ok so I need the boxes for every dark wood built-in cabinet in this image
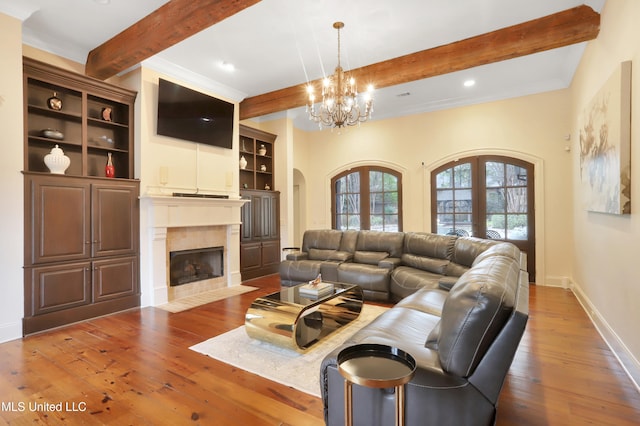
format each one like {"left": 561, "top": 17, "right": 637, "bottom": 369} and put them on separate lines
{"left": 239, "top": 125, "right": 280, "bottom": 280}
{"left": 22, "top": 58, "right": 139, "bottom": 335}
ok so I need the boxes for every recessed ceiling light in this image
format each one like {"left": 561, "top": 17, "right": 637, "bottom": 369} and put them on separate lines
{"left": 219, "top": 61, "right": 235, "bottom": 72}
{"left": 94, "top": 0, "right": 111, "bottom": 5}
{"left": 463, "top": 79, "right": 476, "bottom": 87}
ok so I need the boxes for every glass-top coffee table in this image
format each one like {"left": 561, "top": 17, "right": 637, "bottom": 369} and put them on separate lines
{"left": 245, "top": 282, "right": 363, "bottom": 352}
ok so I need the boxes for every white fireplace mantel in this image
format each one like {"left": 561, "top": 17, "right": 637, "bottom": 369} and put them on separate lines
{"left": 139, "top": 194, "right": 248, "bottom": 307}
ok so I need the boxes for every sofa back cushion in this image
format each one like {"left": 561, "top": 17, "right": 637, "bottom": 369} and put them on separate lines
{"left": 403, "top": 232, "right": 457, "bottom": 259}
{"left": 355, "top": 230, "right": 405, "bottom": 259}
{"left": 472, "top": 241, "right": 521, "bottom": 266}
{"left": 434, "top": 254, "right": 520, "bottom": 377}
{"left": 302, "top": 230, "right": 344, "bottom": 260}
{"left": 401, "top": 254, "right": 449, "bottom": 274}
{"left": 451, "top": 237, "right": 498, "bottom": 267}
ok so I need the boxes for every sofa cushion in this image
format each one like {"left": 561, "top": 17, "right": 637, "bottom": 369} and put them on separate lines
{"left": 308, "top": 248, "right": 338, "bottom": 261}
{"left": 438, "top": 276, "right": 459, "bottom": 291}
{"left": 472, "top": 242, "right": 521, "bottom": 266}
{"left": 279, "top": 259, "right": 323, "bottom": 283}
{"left": 436, "top": 255, "right": 519, "bottom": 377}
{"left": 337, "top": 263, "right": 391, "bottom": 301}
{"left": 390, "top": 266, "right": 443, "bottom": 300}
{"left": 301, "top": 229, "right": 343, "bottom": 253}
{"left": 354, "top": 250, "right": 389, "bottom": 265}
{"left": 403, "top": 232, "right": 456, "bottom": 259}
{"left": 396, "top": 287, "right": 449, "bottom": 317}
{"left": 451, "top": 237, "right": 497, "bottom": 267}
{"left": 445, "top": 262, "right": 469, "bottom": 277}
{"left": 401, "top": 253, "right": 449, "bottom": 274}
{"left": 355, "top": 230, "right": 405, "bottom": 258}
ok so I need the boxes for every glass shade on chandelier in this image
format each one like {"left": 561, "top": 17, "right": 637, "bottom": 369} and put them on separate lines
{"left": 307, "top": 22, "right": 374, "bottom": 129}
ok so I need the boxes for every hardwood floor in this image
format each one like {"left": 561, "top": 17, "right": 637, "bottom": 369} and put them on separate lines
{"left": 1, "top": 275, "right": 639, "bottom": 425}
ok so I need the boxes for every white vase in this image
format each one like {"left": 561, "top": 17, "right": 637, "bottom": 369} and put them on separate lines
{"left": 44, "top": 144, "right": 70, "bottom": 174}
{"left": 239, "top": 155, "right": 247, "bottom": 169}
{"left": 258, "top": 144, "right": 267, "bottom": 156}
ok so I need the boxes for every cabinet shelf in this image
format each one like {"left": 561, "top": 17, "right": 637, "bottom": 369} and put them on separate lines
{"left": 239, "top": 125, "right": 276, "bottom": 191}
{"left": 23, "top": 57, "right": 136, "bottom": 179}
{"left": 28, "top": 104, "right": 82, "bottom": 120}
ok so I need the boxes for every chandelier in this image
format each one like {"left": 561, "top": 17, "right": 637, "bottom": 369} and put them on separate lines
{"left": 307, "top": 22, "right": 374, "bottom": 129}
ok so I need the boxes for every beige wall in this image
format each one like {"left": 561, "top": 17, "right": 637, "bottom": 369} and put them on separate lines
{"left": 0, "top": 13, "right": 24, "bottom": 342}
{"left": 121, "top": 67, "right": 239, "bottom": 196}
{"left": 271, "top": 88, "right": 574, "bottom": 287}
{"left": 570, "top": 0, "right": 640, "bottom": 383}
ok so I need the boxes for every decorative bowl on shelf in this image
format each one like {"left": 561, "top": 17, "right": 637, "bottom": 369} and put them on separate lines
{"left": 41, "top": 129, "right": 64, "bottom": 140}
{"left": 44, "top": 144, "right": 70, "bottom": 174}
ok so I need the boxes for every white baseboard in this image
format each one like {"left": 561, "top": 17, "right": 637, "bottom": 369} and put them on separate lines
{"left": 565, "top": 280, "right": 640, "bottom": 393}
{"left": 0, "top": 321, "right": 22, "bottom": 344}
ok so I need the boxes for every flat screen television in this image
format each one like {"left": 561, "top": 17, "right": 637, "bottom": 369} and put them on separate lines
{"left": 157, "top": 78, "right": 234, "bottom": 149}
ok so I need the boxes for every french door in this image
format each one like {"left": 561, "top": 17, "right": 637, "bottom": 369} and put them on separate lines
{"left": 431, "top": 156, "right": 535, "bottom": 281}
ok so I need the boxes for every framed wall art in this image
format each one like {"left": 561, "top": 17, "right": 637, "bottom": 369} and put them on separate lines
{"left": 578, "top": 60, "right": 632, "bottom": 215}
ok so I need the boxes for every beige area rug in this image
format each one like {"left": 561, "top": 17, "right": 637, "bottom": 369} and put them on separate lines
{"left": 156, "top": 285, "right": 259, "bottom": 313}
{"left": 189, "top": 304, "right": 388, "bottom": 397}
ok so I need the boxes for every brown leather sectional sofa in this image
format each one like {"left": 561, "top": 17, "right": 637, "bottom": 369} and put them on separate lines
{"left": 279, "top": 229, "right": 529, "bottom": 425}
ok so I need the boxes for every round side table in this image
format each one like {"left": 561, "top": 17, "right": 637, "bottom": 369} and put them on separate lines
{"left": 337, "top": 344, "right": 416, "bottom": 426}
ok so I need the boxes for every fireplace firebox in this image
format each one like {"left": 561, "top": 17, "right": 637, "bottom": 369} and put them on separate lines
{"left": 169, "top": 246, "right": 223, "bottom": 286}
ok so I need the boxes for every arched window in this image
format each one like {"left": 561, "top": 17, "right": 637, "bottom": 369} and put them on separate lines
{"left": 332, "top": 166, "right": 402, "bottom": 231}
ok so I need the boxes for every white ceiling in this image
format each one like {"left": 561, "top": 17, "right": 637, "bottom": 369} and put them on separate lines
{"left": 1, "top": 0, "right": 606, "bottom": 131}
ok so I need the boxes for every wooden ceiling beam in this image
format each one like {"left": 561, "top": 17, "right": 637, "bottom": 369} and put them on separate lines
{"left": 240, "top": 5, "right": 600, "bottom": 120}
{"left": 85, "top": 0, "right": 261, "bottom": 80}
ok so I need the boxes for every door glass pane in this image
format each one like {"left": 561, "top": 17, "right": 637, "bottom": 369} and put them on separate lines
{"left": 369, "top": 171, "right": 383, "bottom": 192}
{"left": 437, "top": 214, "right": 453, "bottom": 234}
{"left": 346, "top": 194, "right": 360, "bottom": 213}
{"left": 507, "top": 164, "right": 527, "bottom": 186}
{"left": 486, "top": 188, "right": 506, "bottom": 213}
{"left": 454, "top": 163, "right": 472, "bottom": 187}
{"left": 506, "top": 187, "right": 527, "bottom": 213}
{"left": 437, "top": 169, "right": 453, "bottom": 189}
{"left": 348, "top": 215, "right": 361, "bottom": 230}
{"left": 346, "top": 172, "right": 360, "bottom": 192}
{"left": 454, "top": 189, "right": 472, "bottom": 212}
{"left": 370, "top": 193, "right": 383, "bottom": 214}
{"left": 486, "top": 162, "right": 504, "bottom": 187}
{"left": 384, "top": 173, "right": 398, "bottom": 191}
{"left": 486, "top": 214, "right": 506, "bottom": 239}
{"left": 384, "top": 192, "right": 398, "bottom": 214}
{"left": 507, "top": 214, "right": 528, "bottom": 240}
{"left": 370, "top": 215, "right": 383, "bottom": 230}
{"left": 437, "top": 189, "right": 453, "bottom": 213}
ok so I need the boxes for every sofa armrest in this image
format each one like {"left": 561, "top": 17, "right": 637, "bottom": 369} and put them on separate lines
{"left": 379, "top": 257, "right": 401, "bottom": 270}
{"left": 286, "top": 252, "right": 308, "bottom": 261}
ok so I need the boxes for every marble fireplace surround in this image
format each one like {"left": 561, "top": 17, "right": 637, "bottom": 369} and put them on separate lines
{"left": 140, "top": 195, "right": 247, "bottom": 307}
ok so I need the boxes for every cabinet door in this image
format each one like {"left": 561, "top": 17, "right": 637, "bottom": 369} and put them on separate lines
{"left": 29, "top": 176, "right": 90, "bottom": 264}
{"left": 263, "top": 193, "right": 280, "bottom": 240}
{"left": 261, "top": 240, "right": 281, "bottom": 268}
{"left": 240, "top": 194, "right": 253, "bottom": 242}
{"left": 27, "top": 261, "right": 91, "bottom": 316}
{"left": 92, "top": 182, "right": 139, "bottom": 257}
{"left": 240, "top": 242, "right": 262, "bottom": 271}
{"left": 92, "top": 256, "right": 138, "bottom": 302}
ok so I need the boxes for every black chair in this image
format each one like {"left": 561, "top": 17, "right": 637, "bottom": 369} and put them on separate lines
{"left": 486, "top": 230, "right": 502, "bottom": 239}
{"left": 446, "top": 228, "right": 469, "bottom": 237}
